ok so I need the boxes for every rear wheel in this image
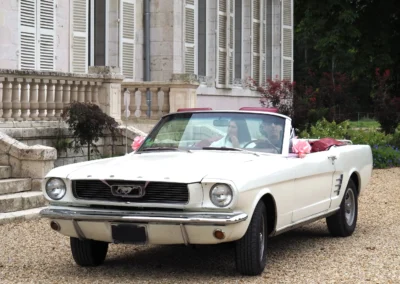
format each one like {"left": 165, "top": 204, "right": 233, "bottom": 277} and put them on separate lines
{"left": 70, "top": 237, "right": 109, "bottom": 266}
{"left": 235, "top": 201, "right": 268, "bottom": 276}
{"left": 326, "top": 179, "right": 358, "bottom": 237}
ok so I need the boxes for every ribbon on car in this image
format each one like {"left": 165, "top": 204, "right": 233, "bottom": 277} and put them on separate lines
{"left": 131, "top": 136, "right": 145, "bottom": 151}
{"left": 292, "top": 138, "right": 311, "bottom": 158}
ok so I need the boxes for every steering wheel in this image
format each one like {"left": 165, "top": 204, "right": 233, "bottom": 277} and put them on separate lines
{"left": 243, "top": 138, "right": 280, "bottom": 153}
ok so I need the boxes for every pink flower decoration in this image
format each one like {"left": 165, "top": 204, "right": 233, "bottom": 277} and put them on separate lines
{"left": 131, "top": 136, "right": 145, "bottom": 151}
{"left": 292, "top": 138, "right": 311, "bottom": 158}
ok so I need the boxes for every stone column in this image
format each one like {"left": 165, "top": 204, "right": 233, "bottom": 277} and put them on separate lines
{"left": 88, "top": 66, "right": 124, "bottom": 122}
{"left": 2, "top": 78, "right": 12, "bottom": 120}
{"left": 85, "top": 82, "right": 93, "bottom": 102}
{"left": 92, "top": 82, "right": 101, "bottom": 106}
{"left": 38, "top": 80, "right": 48, "bottom": 120}
{"left": 0, "top": 77, "right": 4, "bottom": 120}
{"left": 150, "top": 87, "right": 160, "bottom": 119}
{"left": 139, "top": 87, "right": 148, "bottom": 118}
{"left": 46, "top": 80, "right": 56, "bottom": 120}
{"left": 54, "top": 80, "right": 65, "bottom": 118}
{"left": 168, "top": 74, "right": 199, "bottom": 113}
{"left": 11, "top": 78, "right": 22, "bottom": 121}
{"left": 70, "top": 81, "right": 79, "bottom": 102}
{"left": 161, "top": 87, "right": 170, "bottom": 116}
{"left": 63, "top": 81, "right": 72, "bottom": 108}
{"left": 78, "top": 81, "right": 86, "bottom": 102}
{"left": 29, "top": 79, "right": 40, "bottom": 120}
{"left": 20, "top": 79, "right": 31, "bottom": 121}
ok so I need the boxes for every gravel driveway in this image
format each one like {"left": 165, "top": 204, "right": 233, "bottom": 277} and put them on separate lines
{"left": 1, "top": 169, "right": 399, "bottom": 283}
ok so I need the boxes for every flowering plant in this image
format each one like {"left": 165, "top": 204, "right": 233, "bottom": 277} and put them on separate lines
{"left": 131, "top": 136, "right": 145, "bottom": 151}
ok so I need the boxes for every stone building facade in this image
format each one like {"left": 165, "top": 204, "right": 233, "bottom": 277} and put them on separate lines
{"left": 0, "top": 0, "right": 293, "bottom": 110}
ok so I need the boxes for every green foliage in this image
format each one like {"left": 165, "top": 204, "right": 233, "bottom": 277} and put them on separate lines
{"left": 61, "top": 102, "right": 120, "bottom": 161}
{"left": 299, "top": 118, "right": 400, "bottom": 168}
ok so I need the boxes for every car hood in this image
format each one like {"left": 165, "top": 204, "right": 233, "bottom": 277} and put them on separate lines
{"left": 48, "top": 151, "right": 275, "bottom": 183}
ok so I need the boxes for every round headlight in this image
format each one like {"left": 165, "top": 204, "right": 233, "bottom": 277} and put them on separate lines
{"left": 210, "top": 184, "right": 233, "bottom": 207}
{"left": 46, "top": 178, "right": 66, "bottom": 200}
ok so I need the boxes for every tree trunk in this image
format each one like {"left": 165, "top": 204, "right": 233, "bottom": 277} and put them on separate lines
{"left": 88, "top": 144, "right": 91, "bottom": 161}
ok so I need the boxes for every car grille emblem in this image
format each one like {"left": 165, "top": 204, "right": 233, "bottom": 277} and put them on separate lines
{"left": 111, "top": 185, "right": 145, "bottom": 198}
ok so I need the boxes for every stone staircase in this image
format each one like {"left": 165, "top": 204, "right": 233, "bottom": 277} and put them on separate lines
{"left": 0, "top": 165, "right": 47, "bottom": 225}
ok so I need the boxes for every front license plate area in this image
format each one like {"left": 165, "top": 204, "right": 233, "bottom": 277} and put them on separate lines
{"left": 111, "top": 223, "right": 147, "bottom": 244}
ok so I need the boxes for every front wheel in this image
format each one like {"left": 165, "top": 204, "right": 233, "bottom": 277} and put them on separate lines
{"left": 235, "top": 201, "right": 268, "bottom": 276}
{"left": 70, "top": 237, "right": 109, "bottom": 266}
{"left": 326, "top": 179, "right": 358, "bottom": 237}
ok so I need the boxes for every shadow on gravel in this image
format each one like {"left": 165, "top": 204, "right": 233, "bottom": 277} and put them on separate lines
{"left": 54, "top": 223, "right": 339, "bottom": 279}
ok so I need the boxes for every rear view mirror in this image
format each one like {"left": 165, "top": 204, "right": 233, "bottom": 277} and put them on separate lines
{"left": 213, "top": 119, "right": 229, "bottom": 127}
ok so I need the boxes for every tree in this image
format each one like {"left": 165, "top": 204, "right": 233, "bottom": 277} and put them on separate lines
{"left": 61, "top": 102, "right": 120, "bottom": 160}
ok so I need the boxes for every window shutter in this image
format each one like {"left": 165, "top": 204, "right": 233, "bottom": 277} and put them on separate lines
{"left": 261, "top": 0, "right": 267, "bottom": 84}
{"left": 282, "top": 0, "right": 293, "bottom": 81}
{"left": 252, "top": 0, "right": 261, "bottom": 85}
{"left": 121, "top": 0, "right": 135, "bottom": 79}
{"left": 216, "top": 0, "right": 227, "bottom": 87}
{"left": 228, "top": 0, "right": 234, "bottom": 85}
{"left": 71, "top": 0, "right": 88, "bottom": 73}
{"left": 38, "top": 0, "right": 55, "bottom": 71}
{"left": 184, "top": 0, "right": 196, "bottom": 74}
{"left": 20, "top": 0, "right": 37, "bottom": 70}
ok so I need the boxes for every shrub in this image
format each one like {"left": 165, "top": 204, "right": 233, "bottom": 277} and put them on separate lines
{"left": 61, "top": 102, "right": 120, "bottom": 160}
{"left": 299, "top": 118, "right": 400, "bottom": 169}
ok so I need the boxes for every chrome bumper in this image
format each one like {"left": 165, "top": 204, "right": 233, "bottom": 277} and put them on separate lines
{"left": 40, "top": 207, "right": 248, "bottom": 225}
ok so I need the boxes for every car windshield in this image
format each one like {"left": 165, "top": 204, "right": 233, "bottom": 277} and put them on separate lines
{"left": 137, "top": 112, "right": 286, "bottom": 154}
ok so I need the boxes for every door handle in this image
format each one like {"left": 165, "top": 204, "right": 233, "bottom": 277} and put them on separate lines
{"left": 328, "top": 155, "right": 337, "bottom": 161}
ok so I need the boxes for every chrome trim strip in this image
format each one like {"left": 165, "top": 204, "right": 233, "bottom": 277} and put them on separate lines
{"left": 40, "top": 207, "right": 248, "bottom": 225}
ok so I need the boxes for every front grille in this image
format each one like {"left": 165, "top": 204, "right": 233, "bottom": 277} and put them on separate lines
{"left": 72, "top": 180, "right": 189, "bottom": 204}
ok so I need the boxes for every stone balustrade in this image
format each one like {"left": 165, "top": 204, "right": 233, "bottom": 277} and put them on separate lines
{"left": 0, "top": 68, "right": 199, "bottom": 124}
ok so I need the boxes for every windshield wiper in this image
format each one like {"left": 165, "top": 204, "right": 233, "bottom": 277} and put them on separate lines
{"left": 140, "top": 147, "right": 192, "bottom": 153}
{"left": 202, "top": 146, "right": 259, "bottom": 156}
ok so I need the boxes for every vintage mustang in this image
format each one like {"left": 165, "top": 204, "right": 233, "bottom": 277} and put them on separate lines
{"left": 40, "top": 107, "right": 373, "bottom": 276}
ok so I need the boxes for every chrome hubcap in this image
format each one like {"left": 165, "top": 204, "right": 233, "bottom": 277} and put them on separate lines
{"left": 259, "top": 215, "right": 265, "bottom": 262}
{"left": 345, "top": 188, "right": 355, "bottom": 226}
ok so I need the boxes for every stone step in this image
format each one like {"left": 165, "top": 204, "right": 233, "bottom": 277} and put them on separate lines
{"left": 0, "top": 178, "right": 32, "bottom": 195}
{"left": 0, "top": 191, "right": 47, "bottom": 213}
{"left": 0, "top": 206, "right": 47, "bottom": 225}
{"left": 0, "top": 166, "right": 11, "bottom": 179}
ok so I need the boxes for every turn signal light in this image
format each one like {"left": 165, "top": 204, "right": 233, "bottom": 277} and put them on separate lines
{"left": 213, "top": 229, "right": 225, "bottom": 240}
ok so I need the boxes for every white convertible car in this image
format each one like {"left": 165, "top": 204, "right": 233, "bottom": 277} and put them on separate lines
{"left": 40, "top": 108, "right": 373, "bottom": 276}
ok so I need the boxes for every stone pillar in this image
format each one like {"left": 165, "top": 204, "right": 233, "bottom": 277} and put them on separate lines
{"left": 2, "top": 78, "right": 12, "bottom": 120}
{"left": 29, "top": 79, "right": 40, "bottom": 120}
{"left": 38, "top": 80, "right": 48, "bottom": 120}
{"left": 20, "top": 79, "right": 31, "bottom": 121}
{"left": 168, "top": 74, "right": 199, "bottom": 113}
{"left": 11, "top": 78, "right": 22, "bottom": 121}
{"left": 78, "top": 81, "right": 86, "bottom": 102}
{"left": 150, "top": 87, "right": 160, "bottom": 119}
{"left": 63, "top": 81, "right": 72, "bottom": 108}
{"left": 54, "top": 80, "right": 65, "bottom": 118}
{"left": 70, "top": 81, "right": 79, "bottom": 102}
{"left": 88, "top": 66, "right": 123, "bottom": 122}
{"left": 139, "top": 87, "right": 148, "bottom": 118}
{"left": 46, "top": 80, "right": 56, "bottom": 120}
{"left": 92, "top": 82, "right": 101, "bottom": 106}
{"left": 161, "top": 87, "right": 170, "bottom": 116}
{"left": 85, "top": 82, "right": 93, "bottom": 102}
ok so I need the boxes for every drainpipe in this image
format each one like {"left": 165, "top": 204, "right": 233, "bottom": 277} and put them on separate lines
{"left": 144, "top": 0, "right": 151, "bottom": 117}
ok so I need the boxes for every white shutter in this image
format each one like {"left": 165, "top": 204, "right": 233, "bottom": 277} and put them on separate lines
{"left": 216, "top": 0, "right": 227, "bottom": 87}
{"left": 261, "top": 0, "right": 267, "bottom": 84}
{"left": 251, "top": 0, "right": 261, "bottom": 85}
{"left": 20, "top": 0, "right": 37, "bottom": 70}
{"left": 184, "top": 0, "right": 196, "bottom": 74}
{"left": 71, "top": 0, "right": 88, "bottom": 73}
{"left": 121, "top": 0, "right": 135, "bottom": 79}
{"left": 38, "top": 0, "right": 55, "bottom": 71}
{"left": 228, "top": 0, "right": 234, "bottom": 85}
{"left": 282, "top": 0, "right": 293, "bottom": 81}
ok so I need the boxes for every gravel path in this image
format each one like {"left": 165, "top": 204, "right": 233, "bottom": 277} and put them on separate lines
{"left": 1, "top": 169, "right": 399, "bottom": 283}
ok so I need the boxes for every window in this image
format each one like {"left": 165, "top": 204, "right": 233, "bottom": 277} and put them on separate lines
{"left": 281, "top": 0, "right": 293, "bottom": 81}
{"left": 251, "top": 0, "right": 267, "bottom": 85}
{"left": 71, "top": 0, "right": 88, "bottom": 73}
{"left": 185, "top": 0, "right": 197, "bottom": 75}
{"left": 19, "top": 0, "right": 55, "bottom": 71}
{"left": 89, "top": 0, "right": 106, "bottom": 66}
{"left": 197, "top": 0, "right": 207, "bottom": 76}
{"left": 234, "top": 0, "right": 242, "bottom": 81}
{"left": 120, "top": 0, "right": 135, "bottom": 79}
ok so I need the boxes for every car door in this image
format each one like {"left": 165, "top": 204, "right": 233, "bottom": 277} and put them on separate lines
{"left": 290, "top": 148, "right": 337, "bottom": 223}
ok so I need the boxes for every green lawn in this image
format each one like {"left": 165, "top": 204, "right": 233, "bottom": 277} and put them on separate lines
{"left": 349, "top": 118, "right": 380, "bottom": 129}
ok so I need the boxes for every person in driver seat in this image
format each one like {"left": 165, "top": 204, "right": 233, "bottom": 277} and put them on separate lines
{"left": 252, "top": 116, "right": 283, "bottom": 152}
{"left": 210, "top": 118, "right": 251, "bottom": 148}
